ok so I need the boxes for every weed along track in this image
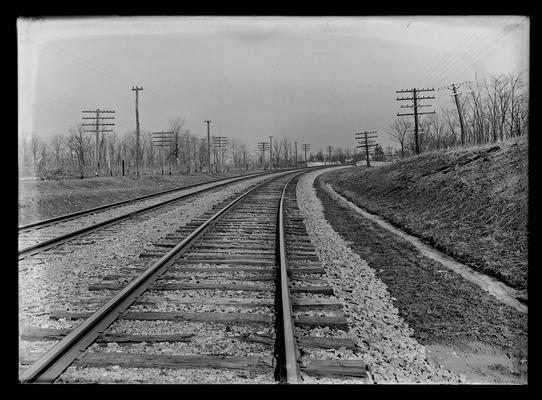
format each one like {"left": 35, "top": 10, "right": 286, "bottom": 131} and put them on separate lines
{"left": 19, "top": 169, "right": 367, "bottom": 384}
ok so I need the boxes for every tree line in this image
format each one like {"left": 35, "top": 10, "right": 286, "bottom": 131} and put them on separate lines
{"left": 388, "top": 73, "right": 528, "bottom": 158}
{"left": 19, "top": 119, "right": 253, "bottom": 179}
{"left": 19, "top": 117, "right": 327, "bottom": 179}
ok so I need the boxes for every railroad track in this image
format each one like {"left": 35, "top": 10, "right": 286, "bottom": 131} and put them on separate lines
{"left": 19, "top": 169, "right": 366, "bottom": 383}
{"left": 18, "top": 170, "right": 291, "bottom": 260}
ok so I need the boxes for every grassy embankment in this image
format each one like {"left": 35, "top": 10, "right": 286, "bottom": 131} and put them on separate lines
{"left": 18, "top": 171, "right": 257, "bottom": 226}
{"left": 319, "top": 137, "right": 528, "bottom": 292}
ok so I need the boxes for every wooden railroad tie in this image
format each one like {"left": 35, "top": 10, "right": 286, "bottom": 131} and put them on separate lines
{"left": 20, "top": 352, "right": 275, "bottom": 374}
{"left": 88, "top": 282, "right": 273, "bottom": 292}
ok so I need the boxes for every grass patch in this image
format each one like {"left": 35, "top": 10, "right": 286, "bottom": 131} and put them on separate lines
{"left": 319, "top": 137, "right": 528, "bottom": 291}
{"left": 18, "top": 171, "right": 256, "bottom": 225}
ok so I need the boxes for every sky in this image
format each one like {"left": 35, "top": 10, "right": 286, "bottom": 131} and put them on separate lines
{"left": 18, "top": 16, "right": 529, "bottom": 154}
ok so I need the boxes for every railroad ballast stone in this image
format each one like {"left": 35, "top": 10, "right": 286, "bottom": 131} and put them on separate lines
{"left": 18, "top": 175, "right": 275, "bottom": 365}
{"left": 296, "top": 168, "right": 463, "bottom": 383}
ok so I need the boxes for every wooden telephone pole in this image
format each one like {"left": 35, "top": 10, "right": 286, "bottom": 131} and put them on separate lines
{"left": 132, "top": 86, "right": 143, "bottom": 179}
{"left": 82, "top": 109, "right": 115, "bottom": 177}
{"left": 396, "top": 87, "right": 435, "bottom": 154}
{"left": 205, "top": 120, "right": 211, "bottom": 174}
{"left": 152, "top": 131, "right": 175, "bottom": 175}
{"left": 269, "top": 136, "right": 273, "bottom": 169}
{"left": 258, "top": 142, "right": 270, "bottom": 170}
{"left": 355, "top": 131, "right": 378, "bottom": 167}
{"left": 212, "top": 136, "right": 227, "bottom": 173}
{"left": 301, "top": 144, "right": 310, "bottom": 165}
{"left": 438, "top": 81, "right": 471, "bottom": 146}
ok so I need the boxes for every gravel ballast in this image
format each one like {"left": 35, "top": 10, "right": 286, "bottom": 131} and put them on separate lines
{"left": 296, "top": 168, "right": 463, "bottom": 383}
{"left": 18, "top": 174, "right": 276, "bottom": 361}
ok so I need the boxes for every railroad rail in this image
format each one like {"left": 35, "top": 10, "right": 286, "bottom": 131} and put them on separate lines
{"left": 18, "top": 170, "right": 294, "bottom": 260}
{"left": 19, "top": 170, "right": 281, "bottom": 232}
{"left": 19, "top": 169, "right": 366, "bottom": 383}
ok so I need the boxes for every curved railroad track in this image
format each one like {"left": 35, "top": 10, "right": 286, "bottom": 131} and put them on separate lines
{"left": 19, "top": 169, "right": 366, "bottom": 384}
{"left": 18, "top": 170, "right": 291, "bottom": 260}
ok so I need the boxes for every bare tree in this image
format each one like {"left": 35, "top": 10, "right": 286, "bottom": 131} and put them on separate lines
{"left": 279, "top": 137, "right": 291, "bottom": 168}
{"left": 230, "top": 137, "right": 244, "bottom": 170}
{"left": 441, "top": 107, "right": 459, "bottom": 147}
{"left": 49, "top": 134, "right": 66, "bottom": 171}
{"left": 67, "top": 124, "right": 88, "bottom": 178}
{"left": 388, "top": 118, "right": 412, "bottom": 158}
{"left": 240, "top": 142, "right": 250, "bottom": 170}
{"left": 28, "top": 134, "right": 46, "bottom": 174}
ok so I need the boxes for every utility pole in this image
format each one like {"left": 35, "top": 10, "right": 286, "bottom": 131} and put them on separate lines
{"left": 396, "top": 87, "right": 435, "bottom": 155}
{"left": 132, "top": 86, "right": 143, "bottom": 179}
{"left": 354, "top": 131, "right": 378, "bottom": 167}
{"left": 212, "top": 136, "right": 227, "bottom": 173}
{"left": 205, "top": 120, "right": 211, "bottom": 174}
{"left": 269, "top": 136, "right": 273, "bottom": 169}
{"left": 438, "top": 81, "right": 470, "bottom": 146}
{"left": 301, "top": 144, "right": 310, "bottom": 165}
{"left": 327, "top": 146, "right": 333, "bottom": 165}
{"left": 294, "top": 141, "right": 298, "bottom": 168}
{"left": 152, "top": 131, "right": 175, "bottom": 175}
{"left": 82, "top": 109, "right": 115, "bottom": 177}
{"left": 258, "top": 142, "right": 269, "bottom": 170}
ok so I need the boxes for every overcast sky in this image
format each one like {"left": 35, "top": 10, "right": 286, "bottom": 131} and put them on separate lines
{"left": 18, "top": 16, "right": 529, "bottom": 153}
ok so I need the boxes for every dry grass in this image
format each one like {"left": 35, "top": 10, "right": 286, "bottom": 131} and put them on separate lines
{"left": 319, "top": 137, "right": 528, "bottom": 291}
{"left": 18, "top": 171, "right": 254, "bottom": 225}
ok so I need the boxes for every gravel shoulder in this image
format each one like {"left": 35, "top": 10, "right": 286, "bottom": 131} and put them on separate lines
{"left": 296, "top": 168, "right": 463, "bottom": 384}
{"left": 313, "top": 169, "right": 528, "bottom": 384}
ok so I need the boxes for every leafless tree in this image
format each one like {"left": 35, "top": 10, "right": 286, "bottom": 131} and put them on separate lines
{"left": 230, "top": 137, "right": 244, "bottom": 170}
{"left": 49, "top": 134, "right": 66, "bottom": 170}
{"left": 388, "top": 118, "right": 412, "bottom": 158}
{"left": 67, "top": 124, "right": 88, "bottom": 178}
{"left": 240, "top": 142, "right": 250, "bottom": 170}
{"left": 279, "top": 137, "right": 291, "bottom": 168}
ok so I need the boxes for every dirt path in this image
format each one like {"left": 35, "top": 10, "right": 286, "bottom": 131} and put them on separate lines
{"left": 314, "top": 174, "right": 527, "bottom": 384}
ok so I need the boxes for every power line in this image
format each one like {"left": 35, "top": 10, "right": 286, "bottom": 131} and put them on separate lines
{"left": 444, "top": 24, "right": 524, "bottom": 85}
{"left": 28, "top": 37, "right": 132, "bottom": 91}
{"left": 414, "top": 17, "right": 499, "bottom": 88}
{"left": 418, "top": 19, "right": 520, "bottom": 89}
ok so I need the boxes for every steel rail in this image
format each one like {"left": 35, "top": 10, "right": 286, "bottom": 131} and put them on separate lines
{"left": 19, "top": 170, "right": 302, "bottom": 384}
{"left": 277, "top": 175, "right": 302, "bottom": 383}
{"left": 18, "top": 170, "right": 294, "bottom": 260}
{"left": 18, "top": 170, "right": 288, "bottom": 232}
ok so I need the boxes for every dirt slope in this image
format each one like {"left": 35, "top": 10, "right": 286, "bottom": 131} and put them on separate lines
{"left": 320, "top": 137, "right": 528, "bottom": 291}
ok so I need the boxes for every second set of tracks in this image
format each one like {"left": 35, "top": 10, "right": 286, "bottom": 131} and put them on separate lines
{"left": 18, "top": 170, "right": 282, "bottom": 259}
{"left": 19, "top": 169, "right": 367, "bottom": 384}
